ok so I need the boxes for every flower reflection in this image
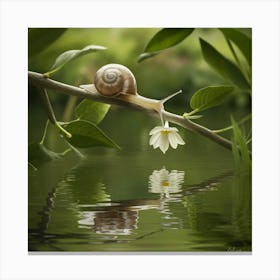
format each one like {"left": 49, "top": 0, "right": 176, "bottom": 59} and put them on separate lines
{"left": 149, "top": 167, "right": 185, "bottom": 198}
{"left": 148, "top": 167, "right": 185, "bottom": 229}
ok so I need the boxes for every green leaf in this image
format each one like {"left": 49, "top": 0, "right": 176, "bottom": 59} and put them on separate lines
{"left": 138, "top": 28, "right": 194, "bottom": 62}
{"left": 231, "top": 136, "right": 241, "bottom": 165}
{"left": 45, "top": 45, "right": 107, "bottom": 76}
{"left": 199, "top": 38, "right": 250, "bottom": 89}
{"left": 145, "top": 28, "right": 194, "bottom": 52}
{"left": 62, "top": 120, "right": 120, "bottom": 149}
{"left": 75, "top": 100, "right": 110, "bottom": 124}
{"left": 28, "top": 28, "right": 67, "bottom": 58}
{"left": 28, "top": 142, "right": 61, "bottom": 164}
{"left": 231, "top": 117, "right": 251, "bottom": 169}
{"left": 219, "top": 28, "right": 252, "bottom": 65}
{"left": 190, "top": 86, "right": 234, "bottom": 112}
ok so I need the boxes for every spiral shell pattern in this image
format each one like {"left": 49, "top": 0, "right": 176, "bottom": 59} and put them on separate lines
{"left": 94, "top": 64, "right": 137, "bottom": 96}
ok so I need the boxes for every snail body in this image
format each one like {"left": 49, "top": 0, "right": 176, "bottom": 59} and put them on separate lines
{"left": 94, "top": 64, "right": 137, "bottom": 97}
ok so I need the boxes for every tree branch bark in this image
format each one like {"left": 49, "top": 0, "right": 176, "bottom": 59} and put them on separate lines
{"left": 28, "top": 71, "right": 234, "bottom": 151}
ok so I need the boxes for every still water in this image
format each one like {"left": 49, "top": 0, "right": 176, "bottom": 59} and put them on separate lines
{"left": 28, "top": 110, "right": 251, "bottom": 252}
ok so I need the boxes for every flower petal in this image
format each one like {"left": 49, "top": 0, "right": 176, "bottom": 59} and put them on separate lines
{"left": 168, "top": 132, "right": 179, "bottom": 149}
{"left": 169, "top": 127, "right": 178, "bottom": 133}
{"left": 149, "top": 126, "right": 163, "bottom": 135}
{"left": 149, "top": 132, "right": 161, "bottom": 146}
{"left": 173, "top": 132, "right": 185, "bottom": 145}
{"left": 150, "top": 133, "right": 162, "bottom": 148}
{"left": 159, "top": 135, "right": 169, "bottom": 153}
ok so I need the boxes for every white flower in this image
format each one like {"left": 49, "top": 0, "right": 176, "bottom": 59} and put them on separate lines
{"left": 149, "top": 167, "right": 185, "bottom": 198}
{"left": 149, "top": 121, "right": 185, "bottom": 153}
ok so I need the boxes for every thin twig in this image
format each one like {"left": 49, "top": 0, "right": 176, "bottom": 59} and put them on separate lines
{"left": 36, "top": 86, "right": 57, "bottom": 124}
{"left": 212, "top": 114, "right": 252, "bottom": 134}
{"left": 33, "top": 84, "right": 72, "bottom": 138}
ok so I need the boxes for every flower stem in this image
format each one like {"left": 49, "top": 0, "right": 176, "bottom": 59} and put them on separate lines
{"left": 159, "top": 110, "right": 165, "bottom": 126}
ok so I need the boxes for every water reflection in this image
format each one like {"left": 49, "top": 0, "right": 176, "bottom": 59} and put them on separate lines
{"left": 78, "top": 207, "right": 138, "bottom": 235}
{"left": 30, "top": 154, "right": 251, "bottom": 251}
{"left": 78, "top": 200, "right": 160, "bottom": 236}
{"left": 148, "top": 167, "right": 185, "bottom": 229}
{"left": 35, "top": 165, "right": 228, "bottom": 238}
{"left": 93, "top": 209, "right": 138, "bottom": 235}
{"left": 149, "top": 167, "right": 185, "bottom": 198}
{"left": 77, "top": 167, "right": 186, "bottom": 235}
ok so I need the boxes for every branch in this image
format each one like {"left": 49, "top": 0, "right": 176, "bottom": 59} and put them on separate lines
{"left": 28, "top": 71, "right": 234, "bottom": 151}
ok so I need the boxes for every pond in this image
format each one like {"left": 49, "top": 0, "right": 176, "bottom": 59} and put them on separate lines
{"left": 28, "top": 109, "right": 251, "bottom": 252}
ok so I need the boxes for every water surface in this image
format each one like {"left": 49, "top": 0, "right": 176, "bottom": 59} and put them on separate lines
{"left": 28, "top": 111, "right": 251, "bottom": 252}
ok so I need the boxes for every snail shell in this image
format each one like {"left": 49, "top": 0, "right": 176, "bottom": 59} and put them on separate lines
{"left": 94, "top": 64, "right": 137, "bottom": 97}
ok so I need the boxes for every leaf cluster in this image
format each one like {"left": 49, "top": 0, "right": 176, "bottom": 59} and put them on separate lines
{"left": 137, "top": 28, "right": 252, "bottom": 167}
{"left": 29, "top": 32, "right": 120, "bottom": 166}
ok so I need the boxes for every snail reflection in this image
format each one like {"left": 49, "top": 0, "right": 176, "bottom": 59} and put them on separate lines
{"left": 79, "top": 207, "right": 138, "bottom": 235}
{"left": 93, "top": 209, "right": 138, "bottom": 235}
{"left": 78, "top": 200, "right": 160, "bottom": 236}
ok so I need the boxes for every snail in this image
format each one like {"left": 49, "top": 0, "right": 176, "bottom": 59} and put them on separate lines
{"left": 94, "top": 64, "right": 137, "bottom": 97}
{"left": 80, "top": 64, "right": 138, "bottom": 98}
{"left": 80, "top": 64, "right": 182, "bottom": 118}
